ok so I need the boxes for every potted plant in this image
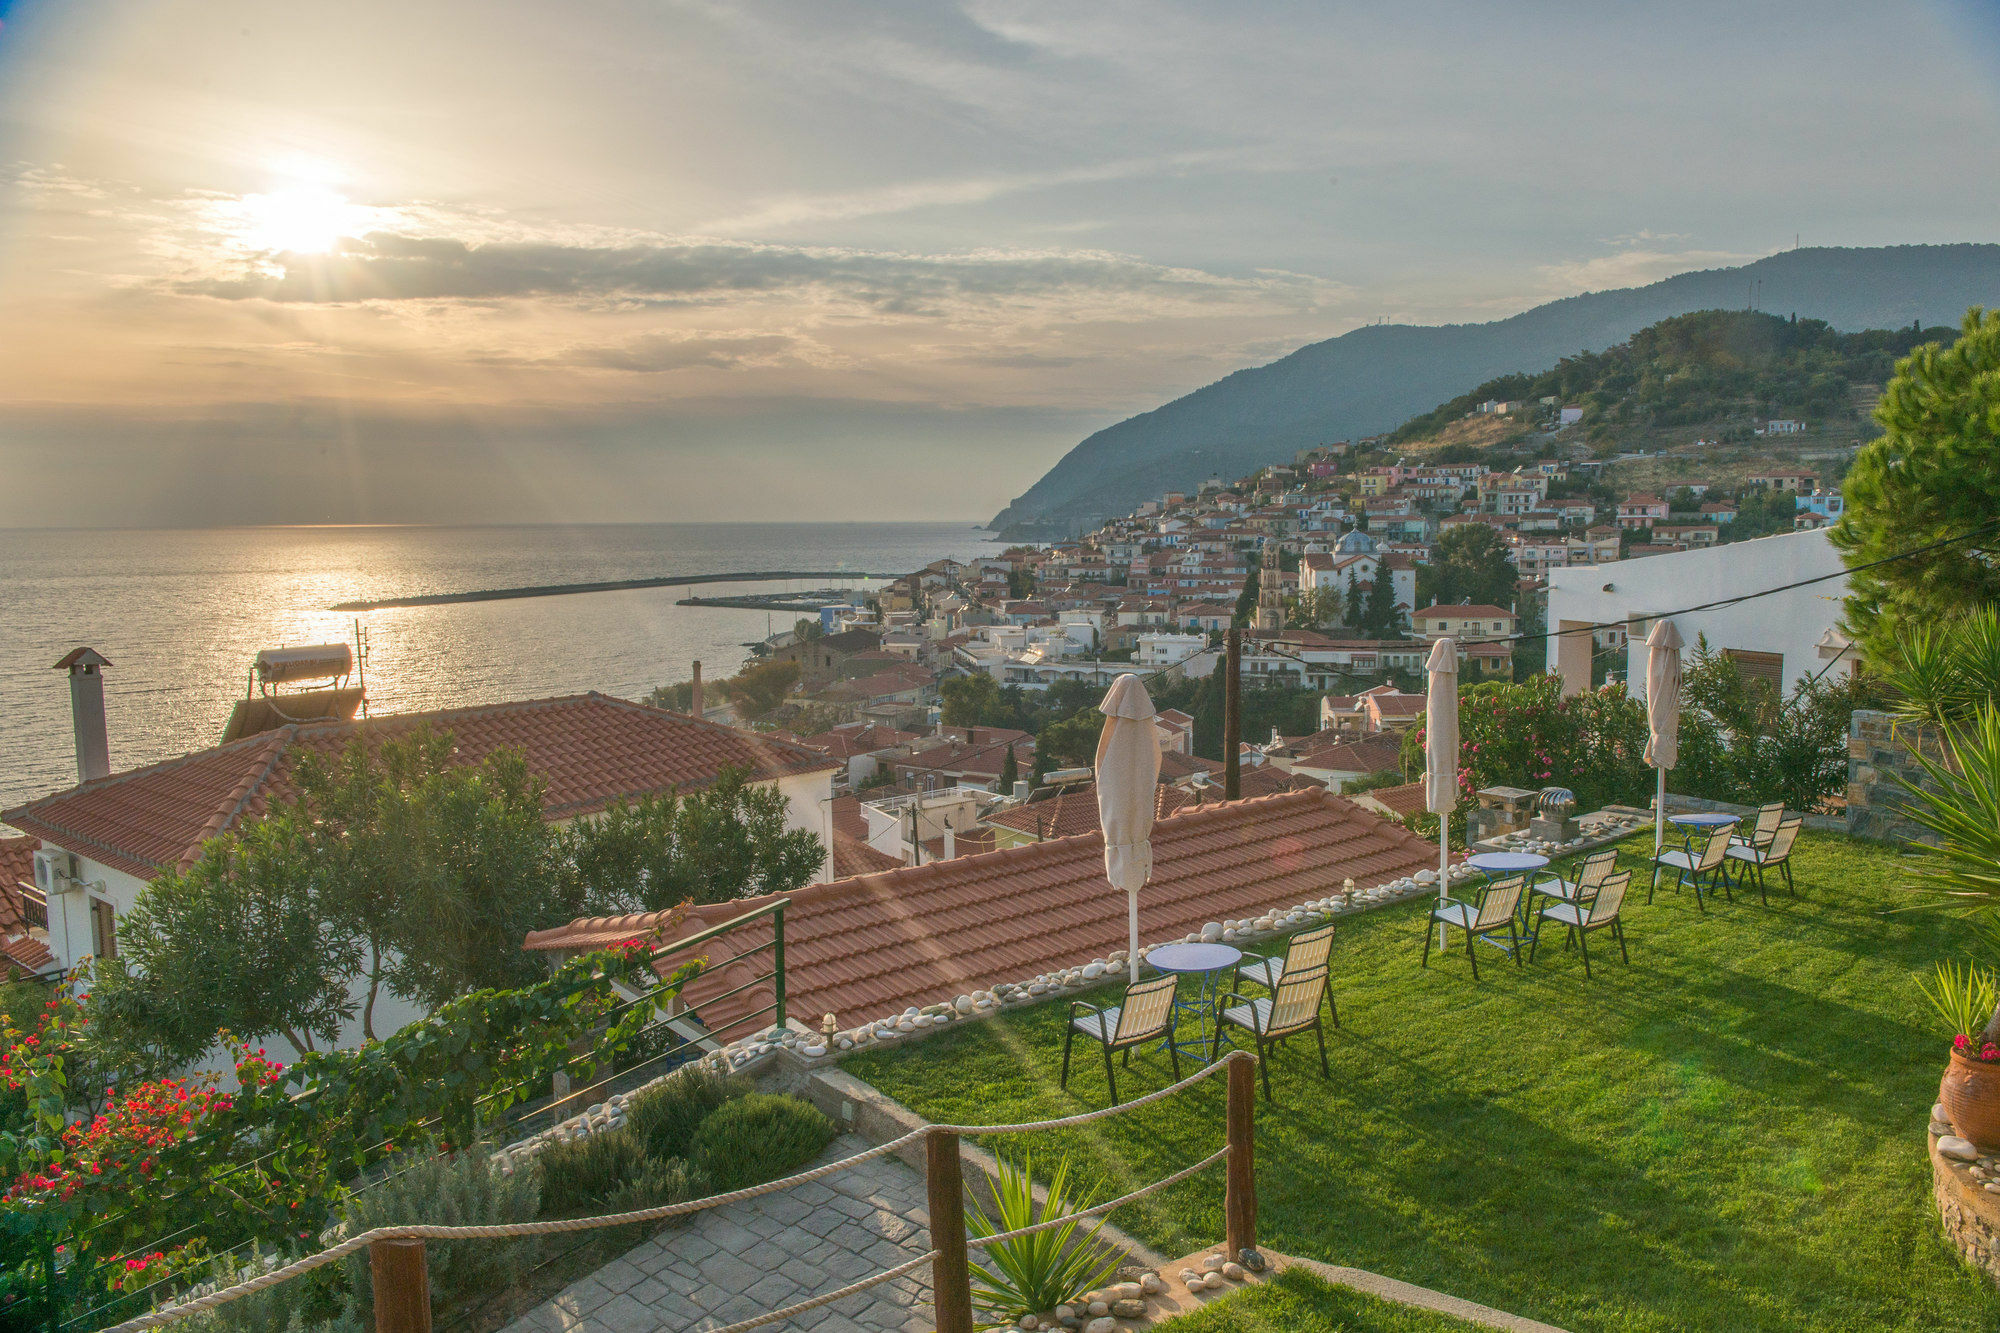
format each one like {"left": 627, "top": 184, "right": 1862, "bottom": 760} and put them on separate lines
{"left": 1921, "top": 960, "right": 2000, "bottom": 1148}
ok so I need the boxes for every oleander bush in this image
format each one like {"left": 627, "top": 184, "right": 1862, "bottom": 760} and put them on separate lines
{"left": 689, "top": 1092, "right": 837, "bottom": 1192}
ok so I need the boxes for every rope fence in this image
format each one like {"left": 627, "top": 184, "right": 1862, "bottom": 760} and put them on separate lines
{"left": 93, "top": 1049, "right": 1261, "bottom": 1333}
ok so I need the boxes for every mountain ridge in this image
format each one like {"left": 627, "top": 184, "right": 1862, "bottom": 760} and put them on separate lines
{"left": 990, "top": 244, "right": 2000, "bottom": 532}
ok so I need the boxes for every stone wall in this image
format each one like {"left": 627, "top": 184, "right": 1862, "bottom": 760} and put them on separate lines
{"left": 1660, "top": 792, "right": 1844, "bottom": 834}
{"left": 1930, "top": 1121, "right": 2000, "bottom": 1285}
{"left": 1847, "top": 710, "right": 1943, "bottom": 845}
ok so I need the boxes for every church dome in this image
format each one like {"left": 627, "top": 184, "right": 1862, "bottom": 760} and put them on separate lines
{"left": 1334, "top": 530, "right": 1378, "bottom": 555}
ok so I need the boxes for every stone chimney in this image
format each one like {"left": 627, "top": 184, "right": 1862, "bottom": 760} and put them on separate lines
{"left": 689, "top": 661, "right": 702, "bottom": 719}
{"left": 54, "top": 648, "right": 112, "bottom": 782}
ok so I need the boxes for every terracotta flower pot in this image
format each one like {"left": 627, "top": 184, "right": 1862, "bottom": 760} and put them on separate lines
{"left": 1940, "top": 1048, "right": 2000, "bottom": 1151}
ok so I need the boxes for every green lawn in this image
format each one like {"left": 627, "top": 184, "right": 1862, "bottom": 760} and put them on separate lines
{"left": 1164, "top": 1267, "right": 1487, "bottom": 1332}
{"left": 845, "top": 833, "right": 2000, "bottom": 1333}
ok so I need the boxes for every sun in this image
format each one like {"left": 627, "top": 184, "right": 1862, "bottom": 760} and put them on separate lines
{"left": 237, "top": 185, "right": 356, "bottom": 255}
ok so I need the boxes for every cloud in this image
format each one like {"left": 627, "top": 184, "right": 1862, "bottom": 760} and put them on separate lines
{"left": 166, "top": 228, "right": 1347, "bottom": 322}
{"left": 1538, "top": 245, "right": 1765, "bottom": 294}
{"left": 490, "top": 330, "right": 813, "bottom": 373}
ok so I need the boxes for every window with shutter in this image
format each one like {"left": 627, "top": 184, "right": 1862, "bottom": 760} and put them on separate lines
{"left": 1724, "top": 649, "right": 1786, "bottom": 697}
{"left": 89, "top": 897, "right": 116, "bottom": 958}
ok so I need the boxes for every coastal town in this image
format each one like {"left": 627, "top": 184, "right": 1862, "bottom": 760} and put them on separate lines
{"left": 6, "top": 6, "right": 2000, "bottom": 1330}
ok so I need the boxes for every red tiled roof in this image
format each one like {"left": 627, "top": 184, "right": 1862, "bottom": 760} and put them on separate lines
{"left": 798, "top": 725, "right": 920, "bottom": 760}
{"left": 982, "top": 784, "right": 1201, "bottom": 840}
{"left": 1, "top": 694, "right": 839, "bottom": 880}
{"left": 1290, "top": 736, "right": 1404, "bottom": 775}
{"left": 1355, "top": 780, "right": 1427, "bottom": 817}
{"left": 524, "top": 787, "right": 1436, "bottom": 1028}
{"left": 0, "top": 836, "right": 55, "bottom": 978}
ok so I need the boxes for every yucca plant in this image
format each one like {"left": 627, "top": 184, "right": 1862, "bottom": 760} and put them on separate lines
{"left": 1877, "top": 608, "right": 2000, "bottom": 732}
{"left": 965, "top": 1151, "right": 1122, "bottom": 1326}
{"left": 1919, "top": 960, "right": 2000, "bottom": 1050}
{"left": 1897, "top": 704, "right": 2000, "bottom": 1044}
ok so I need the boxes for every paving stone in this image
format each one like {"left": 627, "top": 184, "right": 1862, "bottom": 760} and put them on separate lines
{"left": 591, "top": 1258, "right": 646, "bottom": 1294}
{"left": 589, "top": 1294, "right": 660, "bottom": 1333}
{"left": 697, "top": 1251, "right": 763, "bottom": 1291}
{"left": 744, "top": 1270, "right": 804, "bottom": 1308}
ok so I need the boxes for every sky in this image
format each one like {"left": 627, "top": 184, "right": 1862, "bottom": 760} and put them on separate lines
{"left": 1, "top": 0, "right": 1997, "bottom": 528}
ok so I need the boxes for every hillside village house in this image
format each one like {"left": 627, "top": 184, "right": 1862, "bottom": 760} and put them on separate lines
{"left": 1413, "top": 604, "right": 1519, "bottom": 642}
{"left": 2, "top": 688, "right": 841, "bottom": 1065}
{"left": 1747, "top": 469, "right": 1818, "bottom": 492}
{"left": 1616, "top": 494, "right": 1669, "bottom": 529}
{"left": 1546, "top": 528, "right": 1856, "bottom": 699}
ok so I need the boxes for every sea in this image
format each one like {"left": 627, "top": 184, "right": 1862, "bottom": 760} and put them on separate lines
{"left": 0, "top": 522, "right": 1006, "bottom": 812}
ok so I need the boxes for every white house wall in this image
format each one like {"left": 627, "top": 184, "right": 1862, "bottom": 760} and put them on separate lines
{"left": 1545, "top": 529, "right": 1848, "bottom": 699}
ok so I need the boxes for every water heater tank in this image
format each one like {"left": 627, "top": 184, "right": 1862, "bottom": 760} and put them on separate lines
{"left": 255, "top": 644, "right": 354, "bottom": 686}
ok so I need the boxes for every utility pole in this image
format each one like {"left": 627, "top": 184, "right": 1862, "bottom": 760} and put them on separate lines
{"left": 1223, "top": 628, "right": 1242, "bottom": 800}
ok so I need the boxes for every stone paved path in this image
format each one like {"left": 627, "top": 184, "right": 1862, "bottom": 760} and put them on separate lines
{"left": 499, "top": 1134, "right": 934, "bottom": 1333}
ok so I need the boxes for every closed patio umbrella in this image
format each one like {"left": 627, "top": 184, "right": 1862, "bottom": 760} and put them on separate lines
{"left": 1097, "top": 673, "right": 1164, "bottom": 984}
{"left": 1643, "top": 618, "right": 1684, "bottom": 854}
{"left": 1424, "top": 637, "right": 1459, "bottom": 925}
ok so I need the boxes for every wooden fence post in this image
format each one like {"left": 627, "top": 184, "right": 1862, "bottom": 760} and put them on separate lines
{"left": 1225, "top": 1055, "right": 1257, "bottom": 1259}
{"left": 926, "top": 1129, "right": 976, "bottom": 1333}
{"left": 370, "top": 1238, "right": 432, "bottom": 1333}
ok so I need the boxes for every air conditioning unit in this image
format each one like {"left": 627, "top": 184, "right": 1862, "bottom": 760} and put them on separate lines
{"left": 32, "top": 848, "right": 78, "bottom": 895}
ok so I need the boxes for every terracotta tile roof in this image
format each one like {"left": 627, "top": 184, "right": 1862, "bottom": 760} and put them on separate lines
{"left": 797, "top": 725, "right": 920, "bottom": 760}
{"left": 1354, "top": 780, "right": 1427, "bottom": 818}
{"left": 0, "top": 836, "right": 55, "bottom": 978}
{"left": 525, "top": 788, "right": 1435, "bottom": 1030}
{"left": 1368, "top": 694, "right": 1427, "bottom": 718}
{"left": 1156, "top": 751, "right": 1222, "bottom": 782}
{"left": 1, "top": 694, "right": 839, "bottom": 880}
{"left": 814, "top": 668, "right": 934, "bottom": 703}
{"left": 1289, "top": 736, "right": 1404, "bottom": 775}
{"left": 982, "top": 784, "right": 1202, "bottom": 840}
{"left": 895, "top": 737, "right": 1032, "bottom": 781}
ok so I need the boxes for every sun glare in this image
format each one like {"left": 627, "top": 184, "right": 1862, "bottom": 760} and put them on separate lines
{"left": 238, "top": 185, "right": 355, "bottom": 255}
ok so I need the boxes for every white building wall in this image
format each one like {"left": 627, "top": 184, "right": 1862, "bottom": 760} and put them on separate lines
{"left": 1545, "top": 529, "right": 1849, "bottom": 698}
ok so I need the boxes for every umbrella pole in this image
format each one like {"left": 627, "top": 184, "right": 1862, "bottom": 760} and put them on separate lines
{"left": 1438, "top": 815, "right": 1450, "bottom": 949}
{"left": 1655, "top": 767, "right": 1666, "bottom": 855}
{"left": 1129, "top": 889, "right": 1141, "bottom": 986}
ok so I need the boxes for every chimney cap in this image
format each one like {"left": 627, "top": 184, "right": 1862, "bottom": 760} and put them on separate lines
{"left": 53, "top": 648, "right": 111, "bottom": 671}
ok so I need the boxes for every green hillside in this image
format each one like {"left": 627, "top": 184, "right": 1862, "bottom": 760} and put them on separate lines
{"left": 1389, "top": 309, "right": 1950, "bottom": 445}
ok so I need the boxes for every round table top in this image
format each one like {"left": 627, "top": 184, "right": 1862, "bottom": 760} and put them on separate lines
{"left": 1466, "top": 851, "right": 1549, "bottom": 873}
{"left": 1147, "top": 942, "right": 1243, "bottom": 974}
{"left": 1669, "top": 812, "right": 1739, "bottom": 827}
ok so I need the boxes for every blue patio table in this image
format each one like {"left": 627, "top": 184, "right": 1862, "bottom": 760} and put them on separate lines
{"left": 1669, "top": 811, "right": 1740, "bottom": 885}
{"left": 1145, "top": 942, "right": 1243, "bottom": 1066}
{"left": 1463, "top": 850, "right": 1550, "bottom": 934}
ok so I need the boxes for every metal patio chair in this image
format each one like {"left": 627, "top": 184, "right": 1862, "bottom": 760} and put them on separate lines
{"left": 1530, "top": 870, "right": 1632, "bottom": 979}
{"left": 1211, "top": 965, "right": 1333, "bottom": 1103}
{"left": 1234, "top": 922, "right": 1337, "bottom": 1027}
{"left": 1650, "top": 825, "right": 1734, "bottom": 910}
{"left": 1528, "top": 849, "right": 1618, "bottom": 914}
{"left": 1420, "top": 875, "right": 1526, "bottom": 981}
{"left": 1726, "top": 815, "right": 1802, "bottom": 905}
{"left": 1731, "top": 802, "right": 1786, "bottom": 853}
{"left": 1061, "top": 972, "right": 1180, "bottom": 1105}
